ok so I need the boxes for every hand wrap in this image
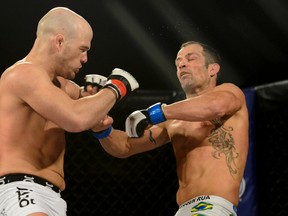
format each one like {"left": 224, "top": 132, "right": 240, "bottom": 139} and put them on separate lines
{"left": 92, "top": 126, "right": 112, "bottom": 139}
{"left": 125, "top": 102, "right": 166, "bottom": 137}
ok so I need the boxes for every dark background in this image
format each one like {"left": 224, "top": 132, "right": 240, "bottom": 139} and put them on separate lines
{"left": 1, "top": 0, "right": 287, "bottom": 90}
{"left": 61, "top": 83, "right": 288, "bottom": 216}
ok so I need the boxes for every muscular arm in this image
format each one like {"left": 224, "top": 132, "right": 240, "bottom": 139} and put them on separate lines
{"left": 162, "top": 83, "right": 245, "bottom": 122}
{"left": 99, "top": 124, "right": 170, "bottom": 158}
{"left": 3, "top": 64, "right": 116, "bottom": 132}
{"left": 100, "top": 83, "right": 245, "bottom": 158}
{"left": 56, "top": 76, "right": 82, "bottom": 99}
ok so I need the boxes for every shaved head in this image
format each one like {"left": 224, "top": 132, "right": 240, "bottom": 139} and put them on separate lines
{"left": 36, "top": 7, "right": 92, "bottom": 40}
{"left": 28, "top": 7, "right": 93, "bottom": 80}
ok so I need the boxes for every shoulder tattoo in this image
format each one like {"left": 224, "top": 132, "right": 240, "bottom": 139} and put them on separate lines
{"left": 208, "top": 119, "right": 239, "bottom": 176}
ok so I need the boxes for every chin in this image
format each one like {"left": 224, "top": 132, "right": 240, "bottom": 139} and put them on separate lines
{"left": 69, "top": 73, "right": 76, "bottom": 80}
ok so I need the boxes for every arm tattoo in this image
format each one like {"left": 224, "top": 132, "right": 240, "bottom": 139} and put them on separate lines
{"left": 208, "top": 120, "right": 239, "bottom": 176}
{"left": 148, "top": 129, "right": 157, "bottom": 145}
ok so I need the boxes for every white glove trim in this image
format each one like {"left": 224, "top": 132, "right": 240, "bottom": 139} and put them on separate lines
{"left": 125, "top": 111, "right": 147, "bottom": 137}
{"left": 112, "top": 68, "right": 139, "bottom": 91}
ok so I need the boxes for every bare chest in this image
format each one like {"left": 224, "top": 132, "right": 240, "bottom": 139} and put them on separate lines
{"left": 167, "top": 120, "right": 214, "bottom": 144}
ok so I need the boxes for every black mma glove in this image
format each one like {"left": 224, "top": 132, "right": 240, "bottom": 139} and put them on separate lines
{"left": 103, "top": 68, "right": 139, "bottom": 101}
{"left": 125, "top": 102, "right": 166, "bottom": 137}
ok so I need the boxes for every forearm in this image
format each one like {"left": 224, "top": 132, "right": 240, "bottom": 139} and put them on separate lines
{"left": 98, "top": 127, "right": 168, "bottom": 158}
{"left": 72, "top": 68, "right": 139, "bottom": 131}
{"left": 99, "top": 129, "right": 132, "bottom": 158}
{"left": 53, "top": 88, "right": 116, "bottom": 132}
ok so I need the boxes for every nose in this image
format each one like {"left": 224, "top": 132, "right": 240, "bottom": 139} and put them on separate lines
{"left": 178, "top": 60, "right": 186, "bottom": 69}
{"left": 81, "top": 53, "right": 88, "bottom": 64}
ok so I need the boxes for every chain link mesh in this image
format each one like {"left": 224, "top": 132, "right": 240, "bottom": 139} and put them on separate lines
{"left": 62, "top": 91, "right": 288, "bottom": 215}
{"left": 63, "top": 131, "right": 178, "bottom": 215}
{"left": 255, "top": 106, "right": 288, "bottom": 216}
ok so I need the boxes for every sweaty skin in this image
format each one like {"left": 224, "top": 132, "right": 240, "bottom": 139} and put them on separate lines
{"left": 0, "top": 7, "right": 116, "bottom": 191}
{"left": 96, "top": 43, "right": 249, "bottom": 207}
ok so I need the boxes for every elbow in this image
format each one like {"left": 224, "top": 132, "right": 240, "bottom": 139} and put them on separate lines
{"left": 110, "top": 144, "right": 133, "bottom": 159}
{"left": 112, "top": 153, "right": 130, "bottom": 159}
{"left": 103, "top": 138, "right": 133, "bottom": 159}
{"left": 62, "top": 116, "right": 91, "bottom": 133}
{"left": 102, "top": 148, "right": 131, "bottom": 159}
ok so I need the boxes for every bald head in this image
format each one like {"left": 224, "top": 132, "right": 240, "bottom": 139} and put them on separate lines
{"left": 36, "top": 7, "right": 92, "bottom": 39}
{"left": 27, "top": 7, "right": 93, "bottom": 79}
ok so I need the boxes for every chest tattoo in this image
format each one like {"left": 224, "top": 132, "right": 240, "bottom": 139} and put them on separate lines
{"left": 208, "top": 120, "right": 239, "bottom": 176}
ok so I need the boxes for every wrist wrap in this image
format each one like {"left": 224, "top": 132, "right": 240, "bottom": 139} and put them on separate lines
{"left": 147, "top": 102, "right": 166, "bottom": 124}
{"left": 92, "top": 126, "right": 112, "bottom": 139}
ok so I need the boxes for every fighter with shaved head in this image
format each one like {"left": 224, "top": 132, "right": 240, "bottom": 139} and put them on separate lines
{"left": 0, "top": 7, "right": 138, "bottom": 216}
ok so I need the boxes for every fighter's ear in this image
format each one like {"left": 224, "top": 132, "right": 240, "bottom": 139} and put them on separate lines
{"left": 55, "top": 34, "right": 65, "bottom": 49}
{"left": 209, "top": 63, "right": 220, "bottom": 77}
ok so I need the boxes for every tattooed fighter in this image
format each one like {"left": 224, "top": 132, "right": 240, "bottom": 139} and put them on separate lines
{"left": 92, "top": 41, "right": 248, "bottom": 216}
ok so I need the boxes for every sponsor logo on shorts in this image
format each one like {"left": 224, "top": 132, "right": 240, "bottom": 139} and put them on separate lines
{"left": 0, "top": 177, "right": 6, "bottom": 185}
{"left": 191, "top": 214, "right": 206, "bottom": 216}
{"left": 180, "top": 195, "right": 210, "bottom": 208}
{"left": 191, "top": 202, "right": 213, "bottom": 212}
{"left": 1, "top": 208, "right": 8, "bottom": 216}
{"left": 16, "top": 187, "right": 36, "bottom": 208}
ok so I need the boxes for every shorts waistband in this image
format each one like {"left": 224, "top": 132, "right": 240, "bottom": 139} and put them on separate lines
{"left": 0, "top": 173, "right": 61, "bottom": 193}
{"left": 179, "top": 195, "right": 237, "bottom": 212}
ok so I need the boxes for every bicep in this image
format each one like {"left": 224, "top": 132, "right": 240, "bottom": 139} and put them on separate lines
{"left": 61, "top": 78, "right": 82, "bottom": 99}
{"left": 163, "top": 83, "right": 245, "bottom": 121}
{"left": 14, "top": 70, "right": 77, "bottom": 126}
{"left": 215, "top": 84, "right": 246, "bottom": 115}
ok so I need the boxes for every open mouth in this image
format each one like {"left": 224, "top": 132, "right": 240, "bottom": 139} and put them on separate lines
{"left": 180, "top": 72, "right": 190, "bottom": 78}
